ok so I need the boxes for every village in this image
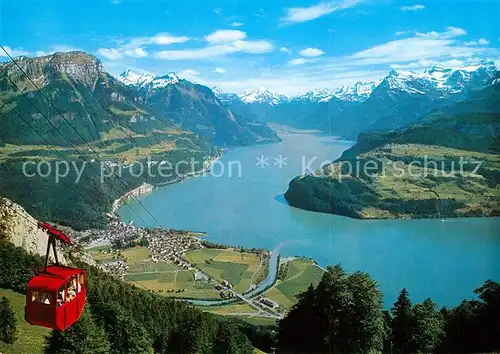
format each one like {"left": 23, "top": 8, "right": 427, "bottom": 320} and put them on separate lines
{"left": 72, "top": 211, "right": 289, "bottom": 319}
{"left": 72, "top": 212, "right": 204, "bottom": 277}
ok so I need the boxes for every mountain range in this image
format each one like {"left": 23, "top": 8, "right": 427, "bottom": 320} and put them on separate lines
{"left": 213, "top": 61, "right": 498, "bottom": 138}
{"left": 0, "top": 52, "right": 278, "bottom": 148}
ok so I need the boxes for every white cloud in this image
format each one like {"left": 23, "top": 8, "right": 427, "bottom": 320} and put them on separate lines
{"left": 395, "top": 30, "right": 414, "bottom": 36}
{"left": 400, "top": 4, "right": 425, "bottom": 11}
{"left": 155, "top": 45, "right": 233, "bottom": 60}
{"left": 51, "top": 44, "right": 81, "bottom": 52}
{"left": 214, "top": 8, "right": 221, "bottom": 15}
{"left": 254, "top": 8, "right": 267, "bottom": 18}
{"left": 155, "top": 39, "right": 273, "bottom": 60}
{"left": 178, "top": 69, "right": 205, "bottom": 84}
{"left": 438, "top": 58, "right": 466, "bottom": 68}
{"left": 205, "top": 30, "right": 247, "bottom": 44}
{"left": 125, "top": 33, "right": 190, "bottom": 48}
{"left": 179, "top": 69, "right": 200, "bottom": 76}
{"left": 33, "top": 45, "right": 82, "bottom": 57}
{"left": 299, "top": 47, "right": 325, "bottom": 57}
{"left": 390, "top": 58, "right": 465, "bottom": 70}
{"left": 216, "top": 69, "right": 386, "bottom": 96}
{"left": 123, "top": 47, "right": 148, "bottom": 58}
{"left": 96, "top": 33, "right": 190, "bottom": 61}
{"left": 215, "top": 67, "right": 226, "bottom": 74}
{"left": 231, "top": 22, "right": 243, "bottom": 28}
{"left": 416, "top": 26, "right": 467, "bottom": 39}
{"left": 478, "top": 38, "right": 490, "bottom": 45}
{"left": 464, "top": 38, "right": 490, "bottom": 47}
{"left": 0, "top": 46, "right": 30, "bottom": 57}
{"left": 289, "top": 58, "right": 310, "bottom": 65}
{"left": 349, "top": 27, "right": 477, "bottom": 66}
{"left": 281, "top": 0, "right": 363, "bottom": 24}
{"left": 289, "top": 57, "right": 321, "bottom": 65}
{"left": 151, "top": 33, "right": 190, "bottom": 45}
{"left": 98, "top": 48, "right": 123, "bottom": 60}
{"left": 280, "top": 47, "right": 291, "bottom": 54}
{"left": 232, "top": 40, "right": 273, "bottom": 53}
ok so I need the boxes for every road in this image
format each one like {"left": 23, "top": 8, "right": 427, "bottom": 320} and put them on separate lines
{"left": 226, "top": 288, "right": 284, "bottom": 319}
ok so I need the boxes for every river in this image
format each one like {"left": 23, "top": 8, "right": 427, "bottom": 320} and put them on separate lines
{"left": 118, "top": 130, "right": 500, "bottom": 308}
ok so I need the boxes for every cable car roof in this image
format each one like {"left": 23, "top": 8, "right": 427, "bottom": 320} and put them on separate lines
{"left": 27, "top": 266, "right": 84, "bottom": 291}
{"left": 38, "top": 222, "right": 73, "bottom": 245}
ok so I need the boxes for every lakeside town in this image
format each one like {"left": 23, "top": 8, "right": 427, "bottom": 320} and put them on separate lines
{"left": 70, "top": 190, "right": 288, "bottom": 319}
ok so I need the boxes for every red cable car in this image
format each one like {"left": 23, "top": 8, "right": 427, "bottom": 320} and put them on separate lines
{"left": 25, "top": 222, "right": 86, "bottom": 331}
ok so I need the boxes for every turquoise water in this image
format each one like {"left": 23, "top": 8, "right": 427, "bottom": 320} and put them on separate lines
{"left": 119, "top": 132, "right": 500, "bottom": 307}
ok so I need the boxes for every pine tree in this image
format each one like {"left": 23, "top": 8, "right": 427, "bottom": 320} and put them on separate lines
{"left": 345, "top": 271, "right": 385, "bottom": 352}
{"left": 412, "top": 298, "right": 444, "bottom": 353}
{"left": 391, "top": 288, "right": 414, "bottom": 353}
{"left": 96, "top": 303, "right": 152, "bottom": 354}
{"left": 0, "top": 296, "right": 17, "bottom": 344}
{"left": 278, "top": 265, "right": 386, "bottom": 353}
{"left": 278, "top": 283, "right": 321, "bottom": 353}
{"left": 44, "top": 308, "right": 110, "bottom": 354}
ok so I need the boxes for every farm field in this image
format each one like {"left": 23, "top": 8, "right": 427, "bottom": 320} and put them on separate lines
{"left": 263, "top": 259, "right": 324, "bottom": 309}
{"left": 198, "top": 302, "right": 257, "bottom": 315}
{"left": 121, "top": 247, "right": 220, "bottom": 299}
{"left": 86, "top": 245, "right": 115, "bottom": 263}
{"left": 183, "top": 248, "right": 269, "bottom": 294}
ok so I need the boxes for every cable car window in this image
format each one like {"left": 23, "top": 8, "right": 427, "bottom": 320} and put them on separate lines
{"left": 57, "top": 285, "right": 65, "bottom": 307}
{"left": 66, "top": 276, "right": 77, "bottom": 302}
{"left": 32, "top": 291, "right": 52, "bottom": 305}
{"left": 77, "top": 273, "right": 85, "bottom": 293}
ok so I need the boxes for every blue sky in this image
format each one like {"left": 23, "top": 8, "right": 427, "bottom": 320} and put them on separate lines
{"left": 1, "top": 0, "right": 499, "bottom": 95}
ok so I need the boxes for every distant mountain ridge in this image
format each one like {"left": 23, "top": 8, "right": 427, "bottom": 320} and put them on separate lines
{"left": 214, "top": 61, "right": 496, "bottom": 104}
{"left": 0, "top": 53, "right": 279, "bottom": 148}
{"left": 212, "top": 61, "right": 497, "bottom": 137}
{"left": 117, "top": 69, "right": 279, "bottom": 146}
{"left": 216, "top": 82, "right": 377, "bottom": 105}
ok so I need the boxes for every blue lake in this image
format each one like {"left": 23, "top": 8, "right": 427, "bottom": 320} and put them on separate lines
{"left": 119, "top": 131, "right": 500, "bottom": 308}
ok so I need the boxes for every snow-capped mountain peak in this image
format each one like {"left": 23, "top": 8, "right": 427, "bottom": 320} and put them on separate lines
{"left": 211, "top": 86, "right": 224, "bottom": 96}
{"left": 118, "top": 69, "right": 155, "bottom": 87}
{"left": 295, "top": 88, "right": 334, "bottom": 103}
{"left": 237, "top": 87, "right": 288, "bottom": 105}
{"left": 332, "top": 82, "right": 376, "bottom": 102}
{"left": 150, "top": 73, "right": 179, "bottom": 89}
{"left": 118, "top": 70, "right": 179, "bottom": 89}
{"left": 382, "top": 61, "right": 497, "bottom": 96}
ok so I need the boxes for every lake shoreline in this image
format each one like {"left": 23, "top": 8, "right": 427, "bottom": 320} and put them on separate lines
{"left": 116, "top": 132, "right": 500, "bottom": 308}
{"left": 285, "top": 199, "right": 500, "bottom": 221}
{"left": 112, "top": 152, "right": 224, "bottom": 217}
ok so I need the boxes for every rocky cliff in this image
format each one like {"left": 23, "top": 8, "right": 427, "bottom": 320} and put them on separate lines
{"left": 0, "top": 197, "right": 65, "bottom": 263}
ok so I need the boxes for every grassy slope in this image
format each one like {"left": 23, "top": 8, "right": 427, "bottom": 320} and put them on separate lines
{"left": 263, "top": 259, "right": 324, "bottom": 309}
{"left": 285, "top": 112, "right": 500, "bottom": 219}
{"left": 0, "top": 289, "right": 49, "bottom": 354}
